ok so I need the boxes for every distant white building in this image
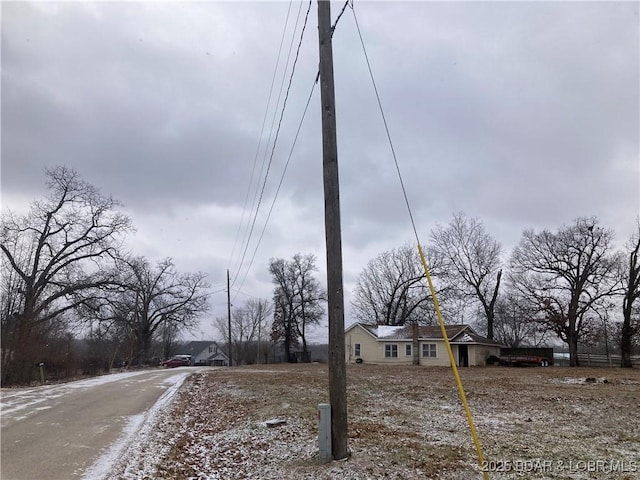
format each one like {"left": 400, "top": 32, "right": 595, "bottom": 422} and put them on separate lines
{"left": 181, "top": 341, "right": 229, "bottom": 366}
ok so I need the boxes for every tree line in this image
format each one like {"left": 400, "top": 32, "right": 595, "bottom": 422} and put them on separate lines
{"left": 221, "top": 212, "right": 638, "bottom": 370}
{"left": 3, "top": 168, "right": 638, "bottom": 385}
{"left": 1, "top": 167, "right": 210, "bottom": 385}
{"left": 351, "top": 213, "right": 640, "bottom": 368}
{"left": 215, "top": 253, "right": 326, "bottom": 365}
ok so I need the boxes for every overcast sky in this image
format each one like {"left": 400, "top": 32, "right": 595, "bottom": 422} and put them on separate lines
{"left": 2, "top": 1, "right": 639, "bottom": 342}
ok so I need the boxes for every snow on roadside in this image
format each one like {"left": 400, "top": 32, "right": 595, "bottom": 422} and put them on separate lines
{"left": 147, "top": 366, "right": 640, "bottom": 480}
{"left": 1, "top": 370, "right": 150, "bottom": 421}
{"left": 68, "top": 365, "right": 640, "bottom": 480}
{"left": 81, "top": 371, "right": 192, "bottom": 480}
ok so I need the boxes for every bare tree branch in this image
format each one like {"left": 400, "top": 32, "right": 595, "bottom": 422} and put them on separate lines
{"left": 509, "top": 217, "right": 620, "bottom": 366}
{"left": 430, "top": 212, "right": 503, "bottom": 338}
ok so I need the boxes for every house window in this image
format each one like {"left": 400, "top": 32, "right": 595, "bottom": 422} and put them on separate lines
{"left": 422, "top": 343, "right": 437, "bottom": 358}
{"left": 354, "top": 343, "right": 361, "bottom": 357}
{"left": 209, "top": 346, "right": 213, "bottom": 353}
{"left": 385, "top": 344, "right": 398, "bottom": 358}
{"left": 405, "top": 344, "right": 412, "bottom": 356}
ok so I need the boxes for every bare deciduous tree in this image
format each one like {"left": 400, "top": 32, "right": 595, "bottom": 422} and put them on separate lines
{"left": 83, "top": 257, "right": 210, "bottom": 364}
{"left": 430, "top": 213, "right": 502, "bottom": 339}
{"left": 509, "top": 217, "right": 619, "bottom": 367}
{"left": 0, "top": 166, "right": 131, "bottom": 384}
{"left": 493, "top": 291, "right": 550, "bottom": 348}
{"left": 291, "top": 255, "right": 324, "bottom": 357}
{"left": 121, "top": 257, "right": 209, "bottom": 363}
{"left": 214, "top": 298, "right": 271, "bottom": 365}
{"left": 269, "top": 253, "right": 325, "bottom": 362}
{"left": 82, "top": 320, "right": 130, "bottom": 374}
{"left": 271, "top": 287, "right": 297, "bottom": 363}
{"left": 351, "top": 243, "right": 441, "bottom": 326}
{"left": 619, "top": 220, "right": 640, "bottom": 368}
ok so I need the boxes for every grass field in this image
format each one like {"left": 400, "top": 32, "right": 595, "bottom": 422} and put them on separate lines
{"left": 122, "top": 364, "right": 640, "bottom": 479}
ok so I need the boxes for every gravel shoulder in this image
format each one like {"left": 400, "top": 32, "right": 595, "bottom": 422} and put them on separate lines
{"left": 115, "top": 364, "right": 640, "bottom": 480}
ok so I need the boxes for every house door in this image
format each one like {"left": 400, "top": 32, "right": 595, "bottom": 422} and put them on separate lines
{"left": 458, "top": 345, "right": 469, "bottom": 367}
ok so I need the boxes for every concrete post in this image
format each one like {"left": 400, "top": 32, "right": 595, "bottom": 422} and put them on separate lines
{"left": 318, "top": 403, "right": 332, "bottom": 463}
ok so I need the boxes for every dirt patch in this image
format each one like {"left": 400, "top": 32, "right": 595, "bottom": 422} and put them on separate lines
{"left": 126, "top": 364, "right": 640, "bottom": 479}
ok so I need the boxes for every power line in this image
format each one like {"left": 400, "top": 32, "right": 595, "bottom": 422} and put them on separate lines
{"left": 228, "top": 0, "right": 296, "bottom": 274}
{"left": 230, "top": 0, "right": 314, "bottom": 296}
{"left": 332, "top": 0, "right": 352, "bottom": 36}
{"left": 229, "top": 0, "right": 306, "bottom": 282}
{"left": 350, "top": 2, "right": 421, "bottom": 247}
{"left": 232, "top": 77, "right": 318, "bottom": 303}
{"left": 231, "top": 0, "right": 353, "bottom": 302}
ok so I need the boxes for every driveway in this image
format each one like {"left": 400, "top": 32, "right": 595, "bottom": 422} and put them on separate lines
{"left": 1, "top": 367, "right": 204, "bottom": 480}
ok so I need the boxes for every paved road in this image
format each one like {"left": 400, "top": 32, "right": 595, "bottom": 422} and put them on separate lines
{"left": 1, "top": 367, "right": 202, "bottom": 480}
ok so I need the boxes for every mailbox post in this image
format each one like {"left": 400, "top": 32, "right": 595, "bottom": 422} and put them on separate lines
{"left": 38, "top": 362, "right": 45, "bottom": 385}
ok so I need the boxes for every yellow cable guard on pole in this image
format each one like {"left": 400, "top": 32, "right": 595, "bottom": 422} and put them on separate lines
{"left": 349, "top": 3, "right": 489, "bottom": 474}
{"left": 417, "top": 244, "right": 490, "bottom": 480}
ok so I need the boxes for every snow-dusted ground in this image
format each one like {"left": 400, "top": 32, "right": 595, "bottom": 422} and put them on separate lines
{"left": 1, "top": 368, "right": 193, "bottom": 479}
{"left": 81, "top": 371, "right": 191, "bottom": 480}
{"left": 1, "top": 370, "right": 151, "bottom": 425}
{"left": 6, "top": 365, "right": 635, "bottom": 479}
{"left": 95, "top": 364, "right": 640, "bottom": 480}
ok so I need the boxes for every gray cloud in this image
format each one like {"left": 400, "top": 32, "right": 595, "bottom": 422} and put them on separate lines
{"left": 2, "top": 1, "right": 638, "bottom": 340}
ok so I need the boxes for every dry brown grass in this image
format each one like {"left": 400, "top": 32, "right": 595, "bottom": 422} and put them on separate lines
{"left": 146, "top": 364, "right": 639, "bottom": 479}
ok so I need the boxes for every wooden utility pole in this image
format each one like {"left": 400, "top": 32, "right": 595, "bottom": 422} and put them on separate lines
{"left": 227, "top": 269, "right": 232, "bottom": 367}
{"left": 318, "top": 0, "right": 348, "bottom": 460}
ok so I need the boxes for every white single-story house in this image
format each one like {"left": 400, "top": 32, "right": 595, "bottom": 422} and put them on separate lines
{"left": 182, "top": 341, "right": 229, "bottom": 366}
{"left": 345, "top": 322, "right": 503, "bottom": 367}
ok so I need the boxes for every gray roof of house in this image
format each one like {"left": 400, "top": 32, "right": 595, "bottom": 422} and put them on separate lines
{"left": 353, "top": 323, "right": 503, "bottom": 347}
{"left": 181, "top": 341, "right": 224, "bottom": 356}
